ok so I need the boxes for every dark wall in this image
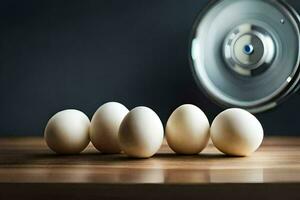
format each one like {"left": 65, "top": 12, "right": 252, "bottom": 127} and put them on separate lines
{"left": 0, "top": 0, "right": 300, "bottom": 136}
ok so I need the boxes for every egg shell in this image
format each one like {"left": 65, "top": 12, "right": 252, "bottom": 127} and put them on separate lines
{"left": 44, "top": 109, "right": 90, "bottom": 154}
{"left": 166, "top": 104, "right": 210, "bottom": 154}
{"left": 118, "top": 106, "right": 164, "bottom": 158}
{"left": 210, "top": 108, "right": 264, "bottom": 156}
{"left": 90, "top": 102, "right": 129, "bottom": 153}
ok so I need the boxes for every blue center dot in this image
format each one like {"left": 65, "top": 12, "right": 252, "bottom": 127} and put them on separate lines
{"left": 243, "top": 44, "right": 254, "bottom": 55}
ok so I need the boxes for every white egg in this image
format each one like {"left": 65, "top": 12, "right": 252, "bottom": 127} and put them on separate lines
{"left": 210, "top": 108, "right": 264, "bottom": 156}
{"left": 165, "top": 104, "right": 210, "bottom": 154}
{"left": 90, "top": 102, "right": 129, "bottom": 153}
{"left": 118, "top": 106, "right": 164, "bottom": 158}
{"left": 44, "top": 109, "right": 90, "bottom": 154}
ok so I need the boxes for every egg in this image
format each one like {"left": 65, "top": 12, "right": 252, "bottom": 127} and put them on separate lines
{"left": 210, "top": 108, "right": 264, "bottom": 156}
{"left": 44, "top": 109, "right": 90, "bottom": 154}
{"left": 165, "top": 104, "right": 210, "bottom": 154}
{"left": 90, "top": 102, "right": 129, "bottom": 153}
{"left": 118, "top": 106, "right": 164, "bottom": 158}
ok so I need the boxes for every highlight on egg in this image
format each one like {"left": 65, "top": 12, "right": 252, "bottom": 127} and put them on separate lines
{"left": 210, "top": 108, "right": 264, "bottom": 157}
{"left": 44, "top": 109, "right": 90, "bottom": 154}
{"left": 165, "top": 104, "right": 210, "bottom": 154}
{"left": 90, "top": 102, "right": 129, "bottom": 153}
{"left": 118, "top": 106, "right": 164, "bottom": 158}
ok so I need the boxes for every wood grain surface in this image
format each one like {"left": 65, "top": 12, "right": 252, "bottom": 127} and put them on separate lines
{"left": 0, "top": 137, "right": 299, "bottom": 200}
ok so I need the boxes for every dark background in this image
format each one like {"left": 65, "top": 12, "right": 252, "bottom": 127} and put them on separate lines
{"left": 0, "top": 0, "right": 300, "bottom": 136}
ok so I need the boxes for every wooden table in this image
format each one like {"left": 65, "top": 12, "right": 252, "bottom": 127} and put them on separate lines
{"left": 0, "top": 137, "right": 299, "bottom": 200}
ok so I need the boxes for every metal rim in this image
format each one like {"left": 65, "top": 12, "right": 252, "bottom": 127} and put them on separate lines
{"left": 189, "top": 0, "right": 300, "bottom": 113}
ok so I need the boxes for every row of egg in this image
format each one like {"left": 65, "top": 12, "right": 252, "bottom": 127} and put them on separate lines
{"left": 44, "top": 102, "right": 264, "bottom": 157}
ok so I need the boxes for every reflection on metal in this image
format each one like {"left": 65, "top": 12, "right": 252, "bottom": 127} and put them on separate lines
{"left": 190, "top": 0, "right": 300, "bottom": 113}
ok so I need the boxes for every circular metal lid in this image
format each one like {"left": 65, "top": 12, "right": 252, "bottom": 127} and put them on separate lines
{"left": 190, "top": 0, "right": 300, "bottom": 113}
